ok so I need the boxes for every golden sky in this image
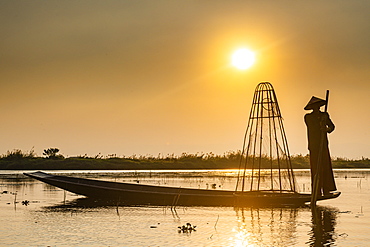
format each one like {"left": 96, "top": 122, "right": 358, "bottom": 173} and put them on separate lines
{"left": 0, "top": 1, "right": 369, "bottom": 159}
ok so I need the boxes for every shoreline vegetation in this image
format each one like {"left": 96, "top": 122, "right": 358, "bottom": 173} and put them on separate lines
{"left": 0, "top": 149, "right": 369, "bottom": 170}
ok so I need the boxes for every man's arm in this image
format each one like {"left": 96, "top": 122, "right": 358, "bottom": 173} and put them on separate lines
{"left": 326, "top": 113, "right": 335, "bottom": 133}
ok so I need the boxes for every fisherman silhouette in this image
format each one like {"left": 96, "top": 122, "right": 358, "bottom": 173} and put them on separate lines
{"left": 304, "top": 96, "right": 337, "bottom": 196}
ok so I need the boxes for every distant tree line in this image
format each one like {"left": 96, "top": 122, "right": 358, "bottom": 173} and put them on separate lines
{"left": 0, "top": 148, "right": 369, "bottom": 170}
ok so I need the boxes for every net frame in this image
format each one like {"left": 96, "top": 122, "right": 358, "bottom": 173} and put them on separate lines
{"left": 235, "top": 82, "right": 297, "bottom": 193}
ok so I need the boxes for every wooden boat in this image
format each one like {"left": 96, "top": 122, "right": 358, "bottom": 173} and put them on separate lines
{"left": 24, "top": 171, "right": 340, "bottom": 206}
{"left": 25, "top": 82, "right": 341, "bottom": 207}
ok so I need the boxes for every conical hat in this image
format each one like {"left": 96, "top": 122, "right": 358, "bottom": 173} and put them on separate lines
{"left": 304, "top": 96, "right": 326, "bottom": 110}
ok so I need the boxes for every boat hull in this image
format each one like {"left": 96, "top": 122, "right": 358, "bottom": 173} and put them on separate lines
{"left": 24, "top": 172, "right": 340, "bottom": 207}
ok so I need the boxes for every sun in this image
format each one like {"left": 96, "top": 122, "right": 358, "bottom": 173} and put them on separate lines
{"left": 231, "top": 48, "right": 256, "bottom": 70}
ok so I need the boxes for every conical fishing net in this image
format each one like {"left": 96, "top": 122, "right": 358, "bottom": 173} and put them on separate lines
{"left": 236, "top": 82, "right": 297, "bottom": 192}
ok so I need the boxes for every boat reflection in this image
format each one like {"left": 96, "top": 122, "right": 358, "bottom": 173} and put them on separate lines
{"left": 232, "top": 206, "right": 338, "bottom": 246}
{"left": 43, "top": 197, "right": 127, "bottom": 209}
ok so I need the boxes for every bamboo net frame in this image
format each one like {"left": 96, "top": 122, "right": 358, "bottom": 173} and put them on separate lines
{"left": 235, "top": 82, "right": 297, "bottom": 193}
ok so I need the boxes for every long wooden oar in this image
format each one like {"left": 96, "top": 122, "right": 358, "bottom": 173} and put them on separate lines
{"left": 311, "top": 90, "right": 330, "bottom": 206}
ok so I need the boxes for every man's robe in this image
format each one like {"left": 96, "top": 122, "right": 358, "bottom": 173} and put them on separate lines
{"left": 305, "top": 111, "right": 336, "bottom": 194}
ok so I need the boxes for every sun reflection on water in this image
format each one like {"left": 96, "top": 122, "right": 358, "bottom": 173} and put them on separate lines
{"left": 229, "top": 207, "right": 300, "bottom": 246}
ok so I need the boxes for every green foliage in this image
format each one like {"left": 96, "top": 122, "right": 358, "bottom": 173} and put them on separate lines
{"left": 332, "top": 156, "right": 370, "bottom": 168}
{"left": 2, "top": 149, "right": 36, "bottom": 161}
{"left": 43, "top": 148, "right": 64, "bottom": 159}
{"left": 0, "top": 149, "right": 368, "bottom": 170}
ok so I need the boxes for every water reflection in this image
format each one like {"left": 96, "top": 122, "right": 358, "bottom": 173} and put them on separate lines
{"left": 309, "top": 206, "right": 338, "bottom": 246}
{"left": 45, "top": 197, "right": 339, "bottom": 247}
{"left": 32, "top": 171, "right": 339, "bottom": 247}
{"left": 233, "top": 207, "right": 299, "bottom": 246}
{"left": 232, "top": 206, "right": 338, "bottom": 247}
{"left": 44, "top": 197, "right": 129, "bottom": 209}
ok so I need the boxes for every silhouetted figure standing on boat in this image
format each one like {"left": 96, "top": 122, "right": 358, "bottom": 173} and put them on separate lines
{"left": 304, "top": 96, "right": 337, "bottom": 196}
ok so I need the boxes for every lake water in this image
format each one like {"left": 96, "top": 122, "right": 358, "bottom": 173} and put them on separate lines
{"left": 0, "top": 169, "right": 369, "bottom": 246}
